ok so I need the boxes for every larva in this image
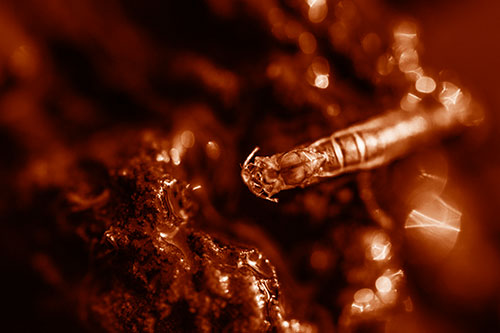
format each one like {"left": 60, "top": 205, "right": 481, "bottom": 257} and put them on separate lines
{"left": 241, "top": 100, "right": 476, "bottom": 202}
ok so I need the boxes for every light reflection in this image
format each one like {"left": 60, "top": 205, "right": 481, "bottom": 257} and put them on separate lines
{"left": 393, "top": 21, "right": 418, "bottom": 48}
{"left": 406, "top": 151, "right": 450, "bottom": 202}
{"left": 400, "top": 92, "right": 422, "bottom": 111}
{"left": 268, "top": 7, "right": 285, "bottom": 25}
{"left": 351, "top": 288, "right": 379, "bottom": 314}
{"left": 376, "top": 269, "right": 404, "bottom": 304}
{"left": 173, "top": 55, "right": 239, "bottom": 104}
{"left": 314, "top": 74, "right": 329, "bottom": 89}
{"left": 376, "top": 115, "right": 427, "bottom": 150}
{"left": 307, "top": 0, "right": 323, "bottom": 6}
{"left": 364, "top": 231, "right": 392, "bottom": 262}
{"left": 153, "top": 223, "right": 181, "bottom": 254}
{"left": 161, "top": 129, "right": 198, "bottom": 166}
{"left": 249, "top": 277, "right": 270, "bottom": 310}
{"left": 439, "top": 81, "right": 466, "bottom": 110}
{"left": 361, "top": 33, "right": 381, "bottom": 55}
{"left": 375, "top": 276, "right": 392, "bottom": 293}
{"left": 307, "top": 0, "right": 327, "bottom": 23}
{"left": 415, "top": 76, "right": 436, "bottom": 93}
{"left": 219, "top": 274, "right": 230, "bottom": 294}
{"left": 266, "top": 62, "right": 282, "bottom": 79}
{"left": 398, "top": 49, "right": 419, "bottom": 73}
{"left": 369, "top": 232, "right": 392, "bottom": 261}
{"left": 311, "top": 56, "right": 330, "bottom": 74}
{"left": 354, "top": 288, "right": 374, "bottom": 303}
{"left": 156, "top": 150, "right": 170, "bottom": 163}
{"left": 404, "top": 66, "right": 424, "bottom": 82}
{"left": 181, "top": 130, "right": 195, "bottom": 148}
{"left": 170, "top": 148, "right": 181, "bottom": 165}
{"left": 298, "top": 32, "right": 317, "bottom": 54}
{"left": 206, "top": 140, "right": 221, "bottom": 159}
{"left": 9, "top": 44, "right": 38, "bottom": 79}
{"left": 290, "top": 319, "right": 303, "bottom": 332}
{"left": 310, "top": 248, "right": 330, "bottom": 271}
{"left": 285, "top": 21, "right": 303, "bottom": 39}
{"left": 405, "top": 192, "right": 462, "bottom": 255}
{"left": 308, "top": 56, "right": 330, "bottom": 89}
{"left": 376, "top": 53, "right": 395, "bottom": 76}
{"left": 334, "top": 0, "right": 357, "bottom": 22}
{"left": 326, "top": 104, "right": 340, "bottom": 117}
{"left": 403, "top": 297, "right": 414, "bottom": 312}
{"left": 406, "top": 209, "right": 460, "bottom": 232}
{"left": 329, "top": 21, "right": 348, "bottom": 48}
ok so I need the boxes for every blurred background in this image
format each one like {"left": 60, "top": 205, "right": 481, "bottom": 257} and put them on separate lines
{"left": 1, "top": 0, "right": 499, "bottom": 331}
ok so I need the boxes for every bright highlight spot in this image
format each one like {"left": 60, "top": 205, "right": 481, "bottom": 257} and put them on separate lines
{"left": 307, "top": 0, "right": 325, "bottom": 6}
{"left": 314, "top": 74, "right": 329, "bottom": 89}
{"left": 398, "top": 49, "right": 419, "bottom": 73}
{"left": 354, "top": 288, "right": 374, "bottom": 303}
{"left": 376, "top": 54, "right": 395, "bottom": 76}
{"left": 369, "top": 232, "right": 391, "bottom": 261}
{"left": 307, "top": 0, "right": 328, "bottom": 23}
{"left": 156, "top": 151, "right": 170, "bottom": 163}
{"left": 400, "top": 92, "right": 422, "bottom": 111}
{"left": 206, "top": 140, "right": 220, "bottom": 159}
{"left": 375, "top": 276, "right": 392, "bottom": 293}
{"left": 181, "top": 130, "right": 195, "bottom": 148}
{"left": 439, "top": 82, "right": 467, "bottom": 111}
{"left": 309, "top": 57, "right": 330, "bottom": 88}
{"left": 170, "top": 148, "right": 181, "bottom": 165}
{"left": 405, "top": 192, "right": 462, "bottom": 256}
{"left": 352, "top": 288, "right": 378, "bottom": 313}
{"left": 415, "top": 76, "right": 436, "bottom": 93}
{"left": 393, "top": 21, "right": 418, "bottom": 47}
{"left": 405, "top": 200, "right": 461, "bottom": 232}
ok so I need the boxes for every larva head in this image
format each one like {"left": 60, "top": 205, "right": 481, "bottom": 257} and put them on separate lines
{"left": 241, "top": 147, "right": 282, "bottom": 202}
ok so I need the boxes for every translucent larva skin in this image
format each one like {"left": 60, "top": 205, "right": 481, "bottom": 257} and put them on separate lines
{"left": 241, "top": 106, "right": 469, "bottom": 202}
